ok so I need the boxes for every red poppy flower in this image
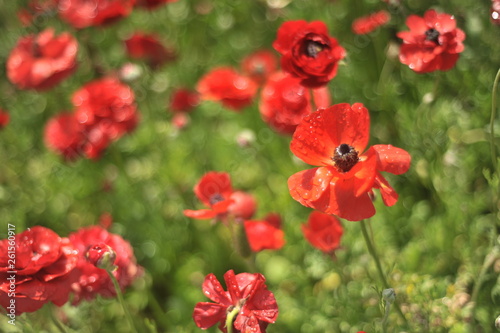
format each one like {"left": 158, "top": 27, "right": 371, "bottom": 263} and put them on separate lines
{"left": 72, "top": 78, "right": 139, "bottom": 159}
{"left": 57, "top": 0, "right": 135, "bottom": 29}
{"left": 273, "top": 20, "right": 346, "bottom": 88}
{"left": 197, "top": 67, "right": 258, "bottom": 111}
{"left": 44, "top": 113, "right": 85, "bottom": 160}
{"left": 302, "top": 211, "right": 343, "bottom": 253}
{"left": 193, "top": 270, "right": 278, "bottom": 333}
{"left": 244, "top": 213, "right": 285, "bottom": 252}
{"left": 241, "top": 50, "right": 278, "bottom": 84}
{"left": 125, "top": 33, "right": 176, "bottom": 69}
{"left": 68, "top": 226, "right": 141, "bottom": 304}
{"left": 352, "top": 10, "right": 391, "bottom": 35}
{"left": 288, "top": 103, "right": 411, "bottom": 221}
{"left": 397, "top": 9, "right": 465, "bottom": 73}
{"left": 169, "top": 88, "right": 200, "bottom": 113}
{"left": 0, "top": 109, "right": 10, "bottom": 129}
{"left": 135, "top": 0, "right": 178, "bottom": 9}
{"left": 7, "top": 28, "right": 78, "bottom": 91}
{"left": 259, "top": 71, "right": 312, "bottom": 135}
{"left": 0, "top": 227, "right": 79, "bottom": 314}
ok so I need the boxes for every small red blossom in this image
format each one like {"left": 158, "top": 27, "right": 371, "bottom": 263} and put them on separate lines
{"left": 241, "top": 50, "right": 278, "bottom": 84}
{"left": 244, "top": 213, "right": 285, "bottom": 252}
{"left": 397, "top": 9, "right": 465, "bottom": 73}
{"left": 44, "top": 113, "right": 85, "bottom": 161}
{"left": 273, "top": 20, "right": 346, "bottom": 88}
{"left": 58, "top": 0, "right": 135, "bottom": 29}
{"left": 125, "top": 33, "right": 176, "bottom": 68}
{"left": 259, "top": 71, "right": 312, "bottom": 135}
{"left": 69, "top": 226, "right": 141, "bottom": 304}
{"left": 86, "top": 243, "right": 117, "bottom": 271}
{"left": 193, "top": 270, "right": 278, "bottom": 333}
{"left": 73, "top": 78, "right": 139, "bottom": 159}
{"left": 135, "top": 0, "right": 178, "bottom": 9}
{"left": 197, "top": 67, "right": 258, "bottom": 111}
{"left": 169, "top": 88, "right": 200, "bottom": 113}
{"left": 352, "top": 10, "right": 391, "bottom": 35}
{"left": 0, "top": 227, "right": 79, "bottom": 315}
{"left": 7, "top": 28, "right": 78, "bottom": 91}
{"left": 0, "top": 109, "right": 10, "bottom": 129}
{"left": 288, "top": 103, "right": 411, "bottom": 221}
{"left": 302, "top": 211, "right": 343, "bottom": 254}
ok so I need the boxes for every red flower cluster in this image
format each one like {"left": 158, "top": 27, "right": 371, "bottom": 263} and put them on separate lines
{"left": 44, "top": 78, "right": 139, "bottom": 160}
{"left": 184, "top": 172, "right": 257, "bottom": 222}
{"left": 259, "top": 71, "right": 312, "bottom": 135}
{"left": 135, "top": 0, "right": 178, "bottom": 9}
{"left": 273, "top": 20, "right": 346, "bottom": 88}
{"left": 193, "top": 270, "right": 278, "bottom": 333}
{"left": 0, "top": 109, "right": 10, "bottom": 129}
{"left": 302, "top": 211, "right": 343, "bottom": 254}
{"left": 69, "top": 226, "right": 141, "bottom": 304}
{"left": 241, "top": 50, "right": 278, "bottom": 84}
{"left": 397, "top": 9, "right": 465, "bottom": 73}
{"left": 57, "top": 0, "right": 135, "bottom": 29}
{"left": 0, "top": 227, "right": 79, "bottom": 315}
{"left": 7, "top": 28, "right": 78, "bottom": 91}
{"left": 197, "top": 67, "right": 258, "bottom": 111}
{"left": 352, "top": 10, "right": 391, "bottom": 35}
{"left": 244, "top": 213, "right": 285, "bottom": 252}
{"left": 125, "top": 32, "right": 176, "bottom": 69}
{"left": 288, "top": 103, "right": 411, "bottom": 221}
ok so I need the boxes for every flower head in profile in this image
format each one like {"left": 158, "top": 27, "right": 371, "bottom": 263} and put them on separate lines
{"left": 397, "top": 9, "right": 465, "bottom": 73}
{"left": 244, "top": 213, "right": 285, "bottom": 252}
{"left": 7, "top": 28, "right": 78, "bottom": 91}
{"left": 193, "top": 270, "right": 278, "bottom": 333}
{"left": 125, "top": 32, "right": 176, "bottom": 69}
{"left": 57, "top": 0, "right": 135, "bottom": 28}
{"left": 288, "top": 103, "right": 411, "bottom": 221}
{"left": 241, "top": 50, "right": 278, "bottom": 84}
{"left": 259, "top": 71, "right": 312, "bottom": 135}
{"left": 184, "top": 172, "right": 257, "bottom": 221}
{"left": 273, "top": 20, "right": 346, "bottom": 88}
{"left": 0, "top": 227, "right": 79, "bottom": 314}
{"left": 197, "top": 67, "right": 258, "bottom": 111}
{"left": 302, "top": 211, "right": 343, "bottom": 254}
{"left": 352, "top": 10, "right": 391, "bottom": 35}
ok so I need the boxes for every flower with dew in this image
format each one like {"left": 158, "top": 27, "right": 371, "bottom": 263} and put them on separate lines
{"left": 302, "top": 211, "right": 343, "bottom": 254}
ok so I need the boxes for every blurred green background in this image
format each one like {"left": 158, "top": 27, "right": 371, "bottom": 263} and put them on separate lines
{"left": 1, "top": 0, "right": 500, "bottom": 332}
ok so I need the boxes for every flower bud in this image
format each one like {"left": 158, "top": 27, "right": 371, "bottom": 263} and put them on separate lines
{"left": 382, "top": 288, "right": 396, "bottom": 304}
{"left": 86, "top": 243, "right": 117, "bottom": 271}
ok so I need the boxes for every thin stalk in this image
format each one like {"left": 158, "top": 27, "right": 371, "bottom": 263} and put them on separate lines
{"left": 489, "top": 68, "right": 500, "bottom": 173}
{"left": 360, "top": 220, "right": 408, "bottom": 328}
{"left": 382, "top": 302, "right": 391, "bottom": 333}
{"left": 107, "top": 271, "right": 139, "bottom": 333}
{"left": 49, "top": 308, "right": 68, "bottom": 333}
{"left": 225, "top": 305, "right": 240, "bottom": 333}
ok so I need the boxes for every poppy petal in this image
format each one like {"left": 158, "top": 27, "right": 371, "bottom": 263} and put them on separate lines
{"left": 370, "top": 145, "right": 411, "bottom": 175}
{"left": 288, "top": 167, "right": 334, "bottom": 204}
{"left": 202, "top": 273, "right": 232, "bottom": 306}
{"left": 374, "top": 173, "right": 399, "bottom": 206}
{"left": 193, "top": 302, "right": 227, "bottom": 329}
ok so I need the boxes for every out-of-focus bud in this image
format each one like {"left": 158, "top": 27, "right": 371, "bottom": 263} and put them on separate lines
{"left": 382, "top": 288, "right": 396, "bottom": 304}
{"left": 86, "top": 243, "right": 117, "bottom": 271}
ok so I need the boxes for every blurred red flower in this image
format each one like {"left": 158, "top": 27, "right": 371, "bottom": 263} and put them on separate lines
{"left": 184, "top": 172, "right": 257, "bottom": 221}
{"left": 0, "top": 109, "right": 10, "bottom": 129}
{"left": 0, "top": 227, "right": 79, "bottom": 314}
{"left": 72, "top": 78, "right": 139, "bottom": 159}
{"left": 44, "top": 113, "right": 85, "bottom": 160}
{"left": 169, "top": 88, "right": 200, "bottom": 113}
{"left": 241, "top": 50, "right": 278, "bottom": 84}
{"left": 397, "top": 9, "right": 465, "bottom": 73}
{"left": 288, "top": 103, "right": 411, "bottom": 221}
{"left": 193, "top": 270, "right": 278, "bottom": 333}
{"left": 492, "top": 0, "right": 500, "bottom": 25}
{"left": 244, "top": 213, "right": 285, "bottom": 252}
{"left": 352, "top": 10, "right": 391, "bottom": 35}
{"left": 273, "top": 20, "right": 346, "bottom": 88}
{"left": 197, "top": 67, "right": 258, "bottom": 111}
{"left": 69, "top": 226, "right": 141, "bottom": 304}
{"left": 7, "top": 28, "right": 78, "bottom": 91}
{"left": 302, "top": 211, "right": 343, "bottom": 254}
{"left": 125, "top": 33, "right": 176, "bottom": 68}
{"left": 135, "top": 0, "right": 178, "bottom": 9}
{"left": 259, "top": 71, "right": 312, "bottom": 135}
{"left": 58, "top": 0, "right": 135, "bottom": 28}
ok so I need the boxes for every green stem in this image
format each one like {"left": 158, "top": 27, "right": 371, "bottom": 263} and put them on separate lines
{"left": 382, "top": 302, "right": 391, "bottom": 333}
{"left": 107, "top": 271, "right": 139, "bottom": 333}
{"left": 49, "top": 307, "right": 68, "bottom": 333}
{"left": 360, "top": 220, "right": 408, "bottom": 328}
{"left": 489, "top": 68, "right": 500, "bottom": 173}
{"left": 225, "top": 305, "right": 240, "bottom": 333}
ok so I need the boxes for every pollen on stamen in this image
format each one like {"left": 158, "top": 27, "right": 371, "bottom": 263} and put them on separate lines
{"left": 332, "top": 143, "right": 359, "bottom": 172}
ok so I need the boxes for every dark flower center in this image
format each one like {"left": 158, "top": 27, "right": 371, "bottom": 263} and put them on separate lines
{"left": 305, "top": 40, "right": 324, "bottom": 58}
{"left": 332, "top": 143, "right": 359, "bottom": 173}
{"left": 209, "top": 193, "right": 225, "bottom": 205}
{"left": 425, "top": 28, "right": 440, "bottom": 44}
